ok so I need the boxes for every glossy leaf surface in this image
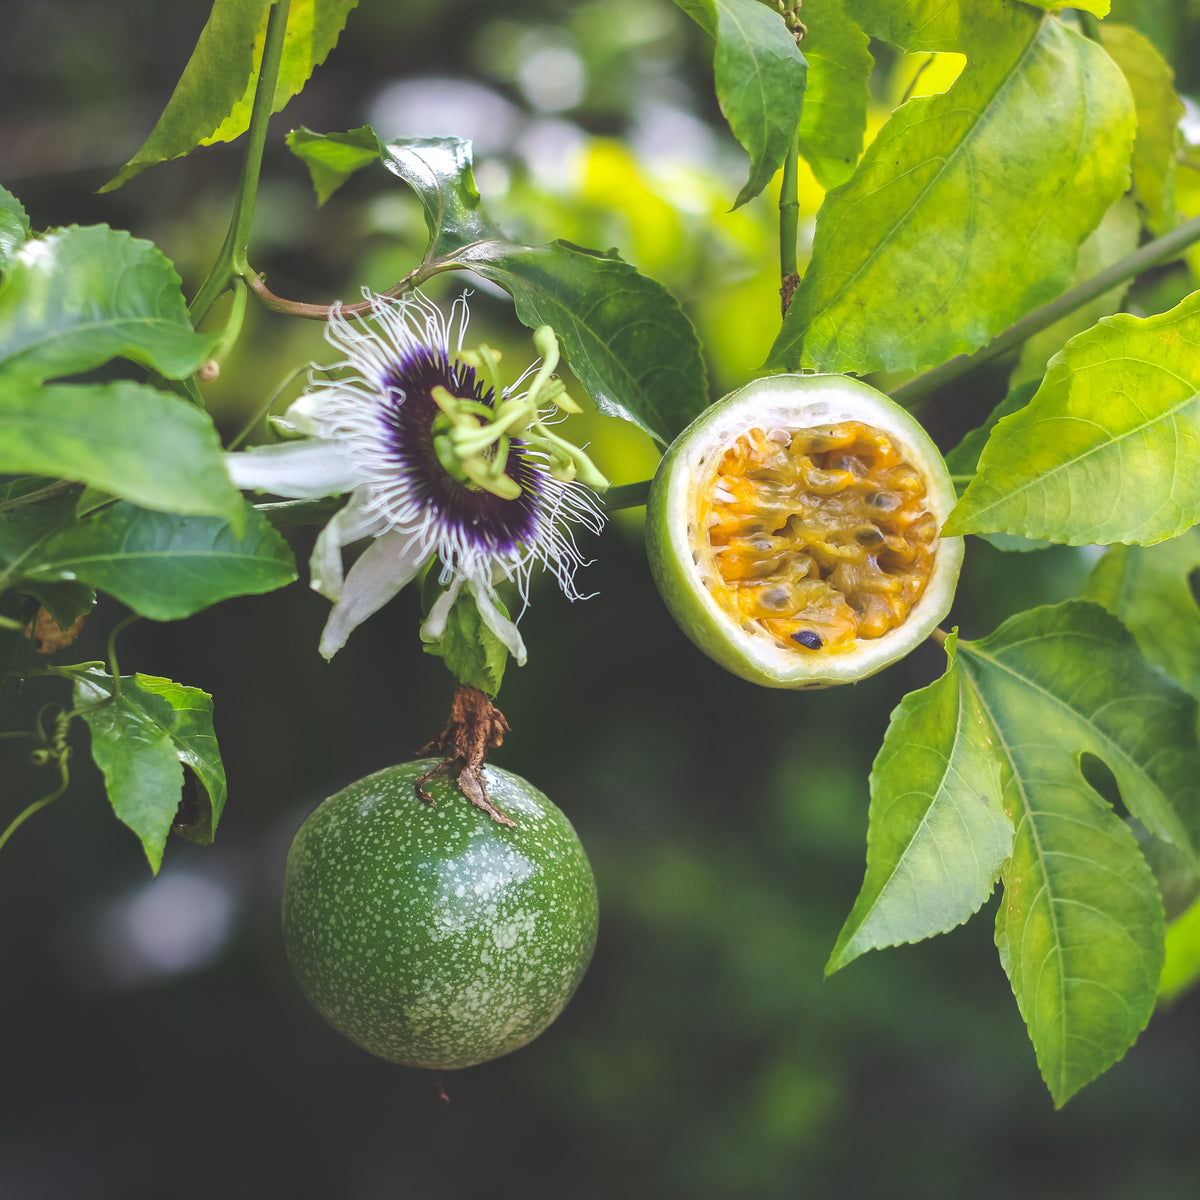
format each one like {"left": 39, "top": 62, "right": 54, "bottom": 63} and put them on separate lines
{"left": 0, "top": 226, "right": 218, "bottom": 383}
{"left": 378, "top": 138, "right": 505, "bottom": 260}
{"left": 0, "top": 184, "right": 30, "bottom": 272}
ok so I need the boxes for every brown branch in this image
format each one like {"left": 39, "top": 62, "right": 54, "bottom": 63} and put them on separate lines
{"left": 246, "top": 267, "right": 424, "bottom": 321}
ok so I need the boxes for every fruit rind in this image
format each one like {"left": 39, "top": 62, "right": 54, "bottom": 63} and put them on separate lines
{"left": 282, "top": 760, "right": 598, "bottom": 1070}
{"left": 646, "top": 374, "right": 963, "bottom": 688}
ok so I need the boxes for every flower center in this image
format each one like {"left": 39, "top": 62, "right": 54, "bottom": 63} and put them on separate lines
{"left": 696, "top": 423, "right": 939, "bottom": 653}
{"left": 428, "top": 327, "right": 608, "bottom": 501}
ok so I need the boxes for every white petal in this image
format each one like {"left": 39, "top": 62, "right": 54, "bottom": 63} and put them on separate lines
{"left": 280, "top": 391, "right": 326, "bottom": 436}
{"left": 419, "top": 577, "right": 464, "bottom": 643}
{"left": 318, "top": 529, "right": 429, "bottom": 659}
{"left": 224, "top": 440, "right": 364, "bottom": 498}
{"left": 309, "top": 490, "right": 387, "bottom": 602}
{"left": 471, "top": 581, "right": 528, "bottom": 666}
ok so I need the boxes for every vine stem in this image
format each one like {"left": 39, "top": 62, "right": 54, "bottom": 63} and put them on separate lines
{"left": 188, "top": 0, "right": 293, "bottom": 329}
{"left": 248, "top": 260, "right": 430, "bottom": 320}
{"left": 889, "top": 211, "right": 1200, "bottom": 409}
{"left": 779, "top": 129, "right": 801, "bottom": 315}
{"left": 0, "top": 760, "right": 70, "bottom": 855}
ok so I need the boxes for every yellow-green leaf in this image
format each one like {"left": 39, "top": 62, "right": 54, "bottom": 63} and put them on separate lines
{"left": 768, "top": 9, "right": 1135, "bottom": 374}
{"left": 1101, "top": 23, "right": 1184, "bottom": 233}
{"left": 102, "top": 0, "right": 358, "bottom": 191}
{"left": 947, "top": 291, "right": 1200, "bottom": 547}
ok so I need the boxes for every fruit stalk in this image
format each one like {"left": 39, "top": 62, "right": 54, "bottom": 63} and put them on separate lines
{"left": 417, "top": 685, "right": 515, "bottom": 825}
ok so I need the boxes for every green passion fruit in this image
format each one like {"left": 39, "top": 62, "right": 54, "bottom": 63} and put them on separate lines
{"left": 646, "top": 375, "right": 963, "bottom": 688}
{"left": 282, "top": 760, "right": 598, "bottom": 1070}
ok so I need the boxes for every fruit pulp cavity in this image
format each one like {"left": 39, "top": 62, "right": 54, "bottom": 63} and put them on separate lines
{"left": 695, "top": 422, "right": 939, "bottom": 653}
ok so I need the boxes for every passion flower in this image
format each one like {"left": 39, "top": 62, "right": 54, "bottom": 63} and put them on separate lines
{"left": 646, "top": 375, "right": 963, "bottom": 688}
{"left": 225, "top": 292, "right": 606, "bottom": 661}
{"left": 282, "top": 760, "right": 598, "bottom": 1070}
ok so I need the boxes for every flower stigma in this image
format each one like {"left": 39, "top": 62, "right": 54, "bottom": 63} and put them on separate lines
{"left": 225, "top": 291, "right": 608, "bottom": 662}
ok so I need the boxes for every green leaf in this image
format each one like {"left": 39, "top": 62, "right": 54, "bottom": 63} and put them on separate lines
{"left": 0, "top": 380, "right": 242, "bottom": 521}
{"left": 1101, "top": 23, "right": 1183, "bottom": 234}
{"left": 845, "top": 1, "right": 1108, "bottom": 45}
{"left": 1083, "top": 528, "right": 1200, "bottom": 699}
{"left": 965, "top": 601, "right": 1200, "bottom": 862}
{"left": 767, "top": 10, "right": 1135, "bottom": 374}
{"left": 842, "top": 0, "right": 1023, "bottom": 52}
{"left": 422, "top": 589, "right": 508, "bottom": 696}
{"left": 379, "top": 138, "right": 709, "bottom": 446}
{"left": 377, "top": 138, "right": 504, "bottom": 261}
{"left": 1009, "top": 197, "right": 1141, "bottom": 391}
{"left": 675, "top": 0, "right": 808, "bottom": 208}
{"left": 1133, "top": 820, "right": 1200, "bottom": 923}
{"left": 14, "top": 500, "right": 296, "bottom": 621}
{"left": 463, "top": 241, "right": 709, "bottom": 447}
{"left": 673, "top": 0, "right": 716, "bottom": 39}
{"left": 947, "top": 291, "right": 1200, "bottom": 547}
{"left": 20, "top": 582, "right": 96, "bottom": 632}
{"left": 827, "top": 632, "right": 1012, "bottom": 974}
{"left": 794, "top": 0, "right": 872, "bottom": 189}
{"left": 1160, "top": 894, "right": 1200, "bottom": 1004}
{"left": 0, "top": 479, "right": 79, "bottom": 565}
{"left": 102, "top": 0, "right": 359, "bottom": 191}
{"left": 0, "top": 183, "right": 30, "bottom": 272}
{"left": 286, "top": 125, "right": 380, "bottom": 204}
{"left": 0, "top": 482, "right": 96, "bottom": 628}
{"left": 100, "top": 0, "right": 268, "bottom": 191}
{"left": 1024, "top": 0, "right": 1109, "bottom": 13}
{"left": 0, "top": 225, "right": 219, "bottom": 383}
{"left": 74, "top": 668, "right": 226, "bottom": 872}
{"left": 956, "top": 600, "right": 1195, "bottom": 1104}
{"left": 716, "top": 0, "right": 807, "bottom": 207}
{"left": 943, "top": 382, "right": 1054, "bottom": 552}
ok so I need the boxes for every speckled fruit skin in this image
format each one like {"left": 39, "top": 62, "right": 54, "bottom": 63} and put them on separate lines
{"left": 646, "top": 374, "right": 964, "bottom": 689}
{"left": 282, "top": 760, "right": 598, "bottom": 1070}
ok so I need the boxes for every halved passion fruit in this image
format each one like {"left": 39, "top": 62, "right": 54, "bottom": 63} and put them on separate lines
{"left": 646, "top": 375, "right": 963, "bottom": 688}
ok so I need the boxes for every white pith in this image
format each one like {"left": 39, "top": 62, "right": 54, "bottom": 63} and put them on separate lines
{"left": 661, "top": 375, "right": 964, "bottom": 687}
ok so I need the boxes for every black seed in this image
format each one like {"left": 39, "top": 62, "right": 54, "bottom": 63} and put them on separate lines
{"left": 854, "top": 525, "right": 884, "bottom": 546}
{"left": 867, "top": 491, "right": 900, "bottom": 512}
{"left": 792, "top": 629, "right": 823, "bottom": 649}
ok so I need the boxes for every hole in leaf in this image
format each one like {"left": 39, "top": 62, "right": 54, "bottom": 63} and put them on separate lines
{"left": 1080, "top": 752, "right": 1126, "bottom": 819}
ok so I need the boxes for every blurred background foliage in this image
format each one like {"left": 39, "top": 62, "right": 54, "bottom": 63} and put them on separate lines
{"left": 4, "top": 1, "right": 1200, "bottom": 1196}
